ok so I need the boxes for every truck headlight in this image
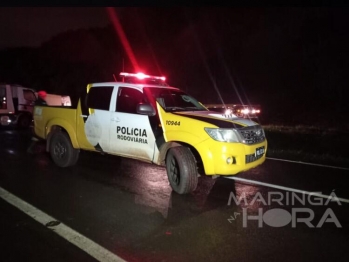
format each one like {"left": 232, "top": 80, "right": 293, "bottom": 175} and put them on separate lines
{"left": 204, "top": 128, "right": 241, "bottom": 143}
{"left": 242, "top": 108, "right": 250, "bottom": 114}
{"left": 224, "top": 109, "right": 232, "bottom": 115}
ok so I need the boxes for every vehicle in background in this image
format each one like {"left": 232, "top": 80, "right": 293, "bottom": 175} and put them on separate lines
{"left": 37, "top": 91, "right": 71, "bottom": 106}
{"left": 0, "top": 84, "right": 71, "bottom": 127}
{"left": 0, "top": 84, "right": 37, "bottom": 127}
{"left": 205, "top": 103, "right": 261, "bottom": 119}
{"left": 33, "top": 72, "right": 267, "bottom": 195}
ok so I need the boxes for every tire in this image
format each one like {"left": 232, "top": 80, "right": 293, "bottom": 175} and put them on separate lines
{"left": 17, "top": 114, "right": 32, "bottom": 128}
{"left": 49, "top": 131, "right": 79, "bottom": 167}
{"left": 166, "top": 146, "right": 198, "bottom": 194}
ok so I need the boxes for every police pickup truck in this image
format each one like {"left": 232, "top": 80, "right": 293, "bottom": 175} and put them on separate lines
{"left": 33, "top": 72, "right": 267, "bottom": 194}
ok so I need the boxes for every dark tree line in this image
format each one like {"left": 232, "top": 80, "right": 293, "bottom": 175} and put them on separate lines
{"left": 0, "top": 7, "right": 348, "bottom": 127}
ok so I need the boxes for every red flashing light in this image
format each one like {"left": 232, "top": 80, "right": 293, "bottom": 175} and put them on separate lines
{"left": 38, "top": 90, "right": 47, "bottom": 98}
{"left": 135, "top": 72, "right": 146, "bottom": 79}
{"left": 120, "top": 72, "right": 166, "bottom": 81}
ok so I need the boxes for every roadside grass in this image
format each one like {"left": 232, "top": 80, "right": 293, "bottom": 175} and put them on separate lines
{"left": 263, "top": 124, "right": 349, "bottom": 168}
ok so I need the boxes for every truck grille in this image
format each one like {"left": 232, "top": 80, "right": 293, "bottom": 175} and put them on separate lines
{"left": 245, "top": 152, "right": 264, "bottom": 163}
{"left": 238, "top": 125, "right": 265, "bottom": 145}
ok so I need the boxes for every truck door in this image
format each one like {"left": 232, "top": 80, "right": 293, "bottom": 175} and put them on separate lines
{"left": 109, "top": 86, "right": 156, "bottom": 162}
{"left": 20, "top": 88, "right": 37, "bottom": 113}
{"left": 77, "top": 86, "right": 113, "bottom": 152}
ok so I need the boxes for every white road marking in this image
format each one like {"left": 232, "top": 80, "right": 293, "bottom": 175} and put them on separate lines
{"left": 0, "top": 187, "right": 126, "bottom": 262}
{"left": 266, "top": 157, "right": 349, "bottom": 171}
{"left": 225, "top": 176, "right": 349, "bottom": 204}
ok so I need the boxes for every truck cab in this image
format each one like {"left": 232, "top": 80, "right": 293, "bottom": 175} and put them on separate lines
{"left": 0, "top": 84, "right": 37, "bottom": 127}
{"left": 34, "top": 72, "right": 267, "bottom": 194}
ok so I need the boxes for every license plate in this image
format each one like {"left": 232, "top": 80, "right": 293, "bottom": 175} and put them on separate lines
{"left": 255, "top": 146, "right": 265, "bottom": 156}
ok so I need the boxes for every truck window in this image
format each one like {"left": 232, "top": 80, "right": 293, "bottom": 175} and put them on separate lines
{"left": 145, "top": 87, "right": 207, "bottom": 112}
{"left": 0, "top": 87, "right": 7, "bottom": 109}
{"left": 86, "top": 86, "right": 113, "bottom": 110}
{"left": 23, "top": 89, "right": 36, "bottom": 102}
{"left": 116, "top": 87, "right": 145, "bottom": 114}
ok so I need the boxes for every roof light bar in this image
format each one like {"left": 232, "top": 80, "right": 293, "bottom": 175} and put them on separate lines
{"left": 120, "top": 72, "right": 166, "bottom": 81}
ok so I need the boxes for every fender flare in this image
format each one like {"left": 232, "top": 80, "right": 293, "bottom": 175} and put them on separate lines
{"left": 45, "top": 118, "right": 78, "bottom": 151}
{"left": 156, "top": 131, "right": 204, "bottom": 165}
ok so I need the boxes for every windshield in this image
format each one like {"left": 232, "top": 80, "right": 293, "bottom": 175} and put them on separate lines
{"left": 144, "top": 87, "right": 208, "bottom": 112}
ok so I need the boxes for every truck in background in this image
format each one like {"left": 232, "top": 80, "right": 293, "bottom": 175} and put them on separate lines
{"left": 0, "top": 84, "right": 71, "bottom": 127}
{"left": 42, "top": 93, "right": 72, "bottom": 107}
{"left": 0, "top": 84, "right": 37, "bottom": 127}
{"left": 205, "top": 103, "right": 261, "bottom": 119}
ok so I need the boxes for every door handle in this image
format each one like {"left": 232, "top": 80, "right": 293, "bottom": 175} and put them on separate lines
{"left": 80, "top": 115, "right": 88, "bottom": 118}
{"left": 111, "top": 117, "right": 120, "bottom": 122}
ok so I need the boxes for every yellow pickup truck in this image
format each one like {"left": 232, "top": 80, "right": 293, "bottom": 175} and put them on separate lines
{"left": 33, "top": 72, "right": 267, "bottom": 194}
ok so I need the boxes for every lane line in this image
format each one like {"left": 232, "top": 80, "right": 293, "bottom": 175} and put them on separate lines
{"left": 0, "top": 187, "right": 126, "bottom": 262}
{"left": 225, "top": 176, "right": 349, "bottom": 204}
{"left": 266, "top": 157, "right": 349, "bottom": 171}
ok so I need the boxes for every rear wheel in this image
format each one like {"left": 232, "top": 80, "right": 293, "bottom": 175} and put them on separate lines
{"left": 49, "top": 131, "right": 79, "bottom": 167}
{"left": 166, "top": 146, "right": 198, "bottom": 194}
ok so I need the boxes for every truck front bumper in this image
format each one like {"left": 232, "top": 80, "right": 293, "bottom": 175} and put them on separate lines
{"left": 0, "top": 114, "right": 17, "bottom": 126}
{"left": 198, "top": 139, "right": 267, "bottom": 175}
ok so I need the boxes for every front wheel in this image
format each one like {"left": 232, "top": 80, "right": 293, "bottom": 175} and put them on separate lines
{"left": 49, "top": 131, "right": 79, "bottom": 167}
{"left": 166, "top": 146, "right": 198, "bottom": 194}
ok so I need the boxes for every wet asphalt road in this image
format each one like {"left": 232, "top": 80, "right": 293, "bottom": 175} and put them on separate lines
{"left": 0, "top": 127, "right": 348, "bottom": 262}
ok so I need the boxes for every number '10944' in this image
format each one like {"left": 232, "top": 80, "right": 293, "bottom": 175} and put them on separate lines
{"left": 166, "top": 120, "right": 181, "bottom": 126}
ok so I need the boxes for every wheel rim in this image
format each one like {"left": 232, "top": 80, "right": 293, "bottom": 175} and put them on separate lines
{"left": 53, "top": 139, "right": 66, "bottom": 159}
{"left": 169, "top": 156, "right": 180, "bottom": 185}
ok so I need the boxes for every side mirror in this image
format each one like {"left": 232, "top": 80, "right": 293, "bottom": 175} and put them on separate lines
{"left": 137, "top": 103, "right": 156, "bottom": 116}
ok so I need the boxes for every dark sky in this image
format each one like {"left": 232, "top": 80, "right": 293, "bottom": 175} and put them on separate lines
{"left": 1, "top": 7, "right": 348, "bottom": 116}
{"left": 0, "top": 7, "right": 110, "bottom": 49}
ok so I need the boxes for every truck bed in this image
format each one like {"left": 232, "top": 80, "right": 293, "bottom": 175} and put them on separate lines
{"left": 33, "top": 105, "right": 77, "bottom": 139}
